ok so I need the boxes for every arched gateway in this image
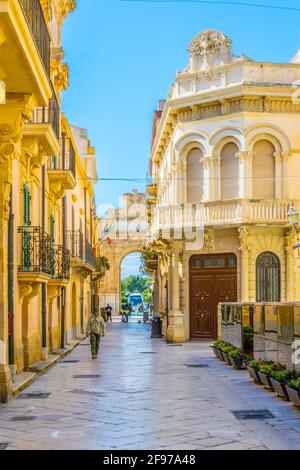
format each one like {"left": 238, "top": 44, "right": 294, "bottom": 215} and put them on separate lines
{"left": 97, "top": 191, "right": 149, "bottom": 314}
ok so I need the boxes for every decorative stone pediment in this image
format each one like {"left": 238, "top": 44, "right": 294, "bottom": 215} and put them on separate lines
{"left": 189, "top": 29, "right": 231, "bottom": 58}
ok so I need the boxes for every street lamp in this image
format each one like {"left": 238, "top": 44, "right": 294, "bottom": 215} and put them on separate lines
{"left": 287, "top": 205, "right": 300, "bottom": 256}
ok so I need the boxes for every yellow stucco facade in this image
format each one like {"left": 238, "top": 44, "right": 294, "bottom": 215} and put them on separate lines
{"left": 0, "top": 1, "right": 100, "bottom": 402}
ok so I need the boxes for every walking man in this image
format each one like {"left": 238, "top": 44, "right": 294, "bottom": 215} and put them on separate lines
{"left": 86, "top": 307, "right": 106, "bottom": 359}
{"left": 105, "top": 303, "right": 113, "bottom": 323}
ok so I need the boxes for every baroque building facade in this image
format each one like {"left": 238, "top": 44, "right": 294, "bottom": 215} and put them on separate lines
{"left": 147, "top": 29, "right": 300, "bottom": 343}
{"left": 0, "top": 1, "right": 100, "bottom": 402}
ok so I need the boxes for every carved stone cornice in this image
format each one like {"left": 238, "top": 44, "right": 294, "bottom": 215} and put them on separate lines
{"left": 0, "top": 95, "right": 34, "bottom": 164}
{"left": 238, "top": 226, "right": 251, "bottom": 253}
{"left": 21, "top": 137, "right": 46, "bottom": 176}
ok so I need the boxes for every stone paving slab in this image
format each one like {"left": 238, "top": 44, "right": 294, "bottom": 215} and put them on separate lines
{"left": 0, "top": 322, "right": 300, "bottom": 450}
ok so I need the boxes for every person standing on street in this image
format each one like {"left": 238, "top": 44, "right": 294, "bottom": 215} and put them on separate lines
{"left": 86, "top": 307, "right": 106, "bottom": 359}
{"left": 105, "top": 303, "right": 113, "bottom": 323}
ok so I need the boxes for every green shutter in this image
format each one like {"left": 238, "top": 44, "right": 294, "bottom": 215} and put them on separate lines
{"left": 50, "top": 212, "right": 55, "bottom": 276}
{"left": 23, "top": 184, "right": 31, "bottom": 271}
{"left": 23, "top": 184, "right": 31, "bottom": 226}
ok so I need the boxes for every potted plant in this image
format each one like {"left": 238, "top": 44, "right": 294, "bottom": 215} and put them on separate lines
{"left": 211, "top": 340, "right": 227, "bottom": 361}
{"left": 222, "top": 344, "right": 235, "bottom": 365}
{"left": 228, "top": 348, "right": 245, "bottom": 370}
{"left": 270, "top": 369, "right": 293, "bottom": 401}
{"left": 247, "top": 359, "right": 263, "bottom": 384}
{"left": 286, "top": 377, "right": 300, "bottom": 407}
{"left": 257, "top": 363, "right": 275, "bottom": 390}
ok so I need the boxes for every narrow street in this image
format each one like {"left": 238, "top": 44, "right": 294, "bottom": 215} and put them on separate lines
{"left": 0, "top": 323, "right": 300, "bottom": 451}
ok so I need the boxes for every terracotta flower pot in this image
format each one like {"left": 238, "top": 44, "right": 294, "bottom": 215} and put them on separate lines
{"left": 286, "top": 386, "right": 300, "bottom": 407}
{"left": 229, "top": 356, "right": 245, "bottom": 370}
{"left": 270, "top": 378, "right": 290, "bottom": 401}
{"left": 247, "top": 366, "right": 262, "bottom": 384}
{"left": 258, "top": 371, "right": 274, "bottom": 390}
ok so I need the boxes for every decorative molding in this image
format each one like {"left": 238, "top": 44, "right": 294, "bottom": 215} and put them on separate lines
{"left": 238, "top": 226, "right": 252, "bottom": 253}
{"left": 204, "top": 229, "right": 215, "bottom": 253}
{"left": 21, "top": 137, "right": 46, "bottom": 175}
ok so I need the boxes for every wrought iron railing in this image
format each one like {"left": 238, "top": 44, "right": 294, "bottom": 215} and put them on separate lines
{"left": 30, "top": 91, "right": 60, "bottom": 139}
{"left": 19, "top": 0, "right": 50, "bottom": 76}
{"left": 49, "top": 137, "right": 76, "bottom": 179}
{"left": 17, "top": 226, "right": 51, "bottom": 274}
{"left": 68, "top": 230, "right": 84, "bottom": 259}
{"left": 51, "top": 245, "right": 70, "bottom": 280}
{"left": 85, "top": 240, "right": 96, "bottom": 268}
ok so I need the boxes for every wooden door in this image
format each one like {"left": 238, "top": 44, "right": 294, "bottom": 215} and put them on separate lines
{"left": 191, "top": 275, "right": 215, "bottom": 339}
{"left": 190, "top": 254, "right": 237, "bottom": 340}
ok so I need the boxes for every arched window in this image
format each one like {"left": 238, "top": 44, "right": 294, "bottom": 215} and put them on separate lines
{"left": 256, "top": 252, "right": 280, "bottom": 302}
{"left": 253, "top": 140, "right": 275, "bottom": 199}
{"left": 187, "top": 147, "right": 204, "bottom": 203}
{"left": 221, "top": 142, "right": 239, "bottom": 200}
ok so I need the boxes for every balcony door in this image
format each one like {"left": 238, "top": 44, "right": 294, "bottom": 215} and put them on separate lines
{"left": 190, "top": 254, "right": 237, "bottom": 340}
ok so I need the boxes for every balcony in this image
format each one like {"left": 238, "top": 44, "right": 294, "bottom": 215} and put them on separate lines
{"left": 48, "top": 245, "right": 70, "bottom": 289}
{"left": 151, "top": 199, "right": 298, "bottom": 236}
{"left": 17, "top": 226, "right": 52, "bottom": 283}
{"left": 23, "top": 92, "right": 61, "bottom": 160}
{"left": 85, "top": 240, "right": 96, "bottom": 271}
{"left": 68, "top": 230, "right": 84, "bottom": 261}
{"left": 47, "top": 137, "right": 76, "bottom": 198}
{"left": 0, "top": 0, "right": 51, "bottom": 103}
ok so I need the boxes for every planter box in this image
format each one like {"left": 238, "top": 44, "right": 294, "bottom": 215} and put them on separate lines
{"left": 222, "top": 352, "right": 231, "bottom": 365}
{"left": 216, "top": 349, "right": 224, "bottom": 361}
{"left": 211, "top": 347, "right": 219, "bottom": 359}
{"left": 286, "top": 386, "right": 300, "bottom": 407}
{"left": 258, "top": 371, "right": 274, "bottom": 390}
{"left": 247, "top": 366, "right": 262, "bottom": 384}
{"left": 270, "top": 378, "right": 290, "bottom": 401}
{"left": 229, "top": 356, "right": 246, "bottom": 370}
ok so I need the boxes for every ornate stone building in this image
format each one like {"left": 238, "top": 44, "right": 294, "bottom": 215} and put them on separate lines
{"left": 0, "top": 1, "right": 99, "bottom": 402}
{"left": 148, "top": 29, "right": 300, "bottom": 343}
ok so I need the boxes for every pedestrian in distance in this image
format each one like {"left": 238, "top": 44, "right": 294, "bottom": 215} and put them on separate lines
{"left": 105, "top": 303, "right": 113, "bottom": 323}
{"left": 86, "top": 307, "right": 106, "bottom": 359}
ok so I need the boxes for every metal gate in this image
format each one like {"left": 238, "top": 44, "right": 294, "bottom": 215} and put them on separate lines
{"left": 256, "top": 252, "right": 280, "bottom": 302}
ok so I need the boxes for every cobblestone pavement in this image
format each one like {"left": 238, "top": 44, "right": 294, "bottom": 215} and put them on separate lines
{"left": 0, "top": 322, "right": 300, "bottom": 450}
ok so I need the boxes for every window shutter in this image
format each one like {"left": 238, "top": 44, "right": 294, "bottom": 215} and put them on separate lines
{"left": 23, "top": 184, "right": 31, "bottom": 226}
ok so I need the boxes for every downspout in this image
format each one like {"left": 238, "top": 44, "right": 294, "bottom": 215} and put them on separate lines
{"left": 61, "top": 195, "right": 66, "bottom": 348}
{"left": 8, "top": 184, "right": 15, "bottom": 380}
{"left": 41, "top": 165, "right": 47, "bottom": 359}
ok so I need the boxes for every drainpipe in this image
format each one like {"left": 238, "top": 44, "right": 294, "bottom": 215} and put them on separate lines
{"left": 41, "top": 165, "right": 47, "bottom": 359}
{"left": 61, "top": 196, "right": 66, "bottom": 348}
{"left": 8, "top": 184, "right": 16, "bottom": 381}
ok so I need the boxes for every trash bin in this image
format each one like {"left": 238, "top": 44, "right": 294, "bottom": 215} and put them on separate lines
{"left": 151, "top": 312, "right": 162, "bottom": 338}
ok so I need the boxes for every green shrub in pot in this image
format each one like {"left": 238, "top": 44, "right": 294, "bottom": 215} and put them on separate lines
{"left": 271, "top": 369, "right": 292, "bottom": 383}
{"left": 290, "top": 377, "right": 300, "bottom": 391}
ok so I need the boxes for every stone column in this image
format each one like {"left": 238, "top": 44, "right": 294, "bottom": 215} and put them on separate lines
{"left": 173, "top": 161, "right": 187, "bottom": 204}
{"left": 237, "top": 151, "right": 252, "bottom": 199}
{"left": 212, "top": 156, "right": 221, "bottom": 200}
{"left": 285, "top": 230, "right": 296, "bottom": 302}
{"left": 166, "top": 248, "right": 186, "bottom": 343}
{"left": 201, "top": 156, "right": 212, "bottom": 201}
{"left": 274, "top": 152, "right": 283, "bottom": 199}
{"left": 238, "top": 227, "right": 251, "bottom": 302}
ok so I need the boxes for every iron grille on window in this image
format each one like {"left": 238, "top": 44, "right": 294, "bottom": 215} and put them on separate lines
{"left": 49, "top": 137, "right": 76, "bottom": 179}
{"left": 256, "top": 252, "right": 281, "bottom": 302}
{"left": 17, "top": 226, "right": 51, "bottom": 274}
{"left": 51, "top": 245, "right": 70, "bottom": 280}
{"left": 68, "top": 230, "right": 84, "bottom": 259}
{"left": 19, "top": 0, "right": 50, "bottom": 76}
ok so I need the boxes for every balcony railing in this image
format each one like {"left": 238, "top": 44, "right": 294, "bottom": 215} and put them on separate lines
{"left": 30, "top": 91, "right": 60, "bottom": 139}
{"left": 51, "top": 245, "right": 70, "bottom": 280}
{"left": 19, "top": 0, "right": 50, "bottom": 76}
{"left": 85, "top": 240, "right": 96, "bottom": 269}
{"left": 17, "top": 226, "right": 51, "bottom": 275}
{"left": 49, "top": 137, "right": 76, "bottom": 179}
{"left": 68, "top": 230, "right": 84, "bottom": 260}
{"left": 151, "top": 199, "right": 298, "bottom": 234}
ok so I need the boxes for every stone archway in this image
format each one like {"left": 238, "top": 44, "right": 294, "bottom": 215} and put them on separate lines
{"left": 98, "top": 240, "right": 146, "bottom": 314}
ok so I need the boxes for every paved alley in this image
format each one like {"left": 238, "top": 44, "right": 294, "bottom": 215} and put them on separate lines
{"left": 0, "top": 322, "right": 300, "bottom": 450}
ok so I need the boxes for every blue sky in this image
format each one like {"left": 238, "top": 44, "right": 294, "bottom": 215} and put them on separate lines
{"left": 62, "top": 0, "right": 300, "bottom": 211}
{"left": 121, "top": 252, "right": 143, "bottom": 278}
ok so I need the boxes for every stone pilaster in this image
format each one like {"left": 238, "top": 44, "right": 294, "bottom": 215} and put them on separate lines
{"left": 285, "top": 230, "right": 296, "bottom": 302}
{"left": 166, "top": 249, "right": 186, "bottom": 343}
{"left": 238, "top": 226, "right": 251, "bottom": 302}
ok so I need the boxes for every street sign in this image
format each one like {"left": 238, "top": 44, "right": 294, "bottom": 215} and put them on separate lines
{"left": 0, "top": 80, "right": 6, "bottom": 104}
